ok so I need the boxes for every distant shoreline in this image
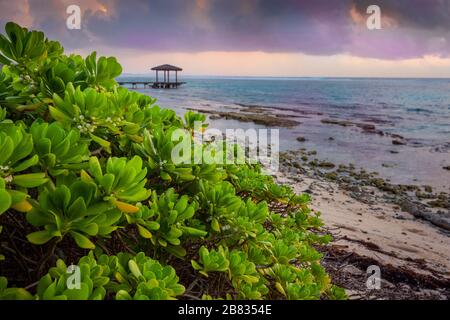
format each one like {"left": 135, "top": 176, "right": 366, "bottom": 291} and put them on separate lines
{"left": 119, "top": 75, "right": 450, "bottom": 81}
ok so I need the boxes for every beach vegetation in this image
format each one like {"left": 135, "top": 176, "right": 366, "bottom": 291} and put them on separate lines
{"left": 0, "top": 22, "right": 345, "bottom": 300}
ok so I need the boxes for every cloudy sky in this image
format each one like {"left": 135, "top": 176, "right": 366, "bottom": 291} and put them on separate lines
{"left": 1, "top": 0, "right": 450, "bottom": 77}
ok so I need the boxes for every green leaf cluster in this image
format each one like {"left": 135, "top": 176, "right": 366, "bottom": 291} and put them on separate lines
{"left": 26, "top": 180, "right": 120, "bottom": 248}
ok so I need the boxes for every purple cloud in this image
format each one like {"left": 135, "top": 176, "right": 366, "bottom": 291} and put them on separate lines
{"left": 0, "top": 0, "right": 449, "bottom": 59}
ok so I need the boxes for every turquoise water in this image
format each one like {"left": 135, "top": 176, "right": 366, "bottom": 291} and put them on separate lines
{"left": 118, "top": 76, "right": 450, "bottom": 190}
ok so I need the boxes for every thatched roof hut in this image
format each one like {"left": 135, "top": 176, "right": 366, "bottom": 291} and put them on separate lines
{"left": 151, "top": 64, "right": 182, "bottom": 71}
{"left": 151, "top": 64, "right": 184, "bottom": 88}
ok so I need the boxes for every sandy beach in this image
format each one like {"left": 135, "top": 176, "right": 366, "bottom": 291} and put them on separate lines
{"left": 279, "top": 176, "right": 450, "bottom": 299}
{"left": 278, "top": 151, "right": 450, "bottom": 299}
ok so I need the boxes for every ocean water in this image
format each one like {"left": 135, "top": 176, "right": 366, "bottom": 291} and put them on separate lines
{"left": 118, "top": 76, "right": 450, "bottom": 190}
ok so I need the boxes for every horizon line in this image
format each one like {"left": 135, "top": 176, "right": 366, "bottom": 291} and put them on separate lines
{"left": 118, "top": 73, "right": 450, "bottom": 80}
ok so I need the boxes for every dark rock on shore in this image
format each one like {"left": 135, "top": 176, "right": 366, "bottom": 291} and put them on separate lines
{"left": 356, "top": 123, "right": 384, "bottom": 135}
{"left": 236, "top": 103, "right": 324, "bottom": 116}
{"left": 320, "top": 118, "right": 399, "bottom": 137}
{"left": 392, "top": 139, "right": 406, "bottom": 145}
{"left": 188, "top": 107, "right": 301, "bottom": 127}
{"left": 324, "top": 172, "right": 338, "bottom": 180}
{"left": 400, "top": 200, "right": 450, "bottom": 231}
{"left": 391, "top": 134, "right": 405, "bottom": 140}
{"left": 321, "top": 118, "right": 354, "bottom": 127}
{"left": 318, "top": 161, "right": 336, "bottom": 169}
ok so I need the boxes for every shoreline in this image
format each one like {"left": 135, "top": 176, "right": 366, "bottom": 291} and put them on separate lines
{"left": 185, "top": 101, "right": 450, "bottom": 192}
{"left": 185, "top": 103, "right": 450, "bottom": 299}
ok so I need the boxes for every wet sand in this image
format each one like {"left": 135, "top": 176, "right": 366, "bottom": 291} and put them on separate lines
{"left": 277, "top": 160, "right": 450, "bottom": 299}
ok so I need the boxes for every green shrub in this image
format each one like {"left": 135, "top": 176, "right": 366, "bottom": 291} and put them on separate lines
{"left": 0, "top": 124, "right": 47, "bottom": 187}
{"left": 0, "top": 277, "right": 33, "bottom": 300}
{"left": 30, "top": 120, "right": 90, "bottom": 175}
{"left": 36, "top": 253, "right": 109, "bottom": 300}
{"left": 26, "top": 180, "right": 121, "bottom": 248}
{"left": 111, "top": 252, "right": 185, "bottom": 300}
{"left": 140, "top": 188, "right": 207, "bottom": 257}
{"left": 84, "top": 155, "right": 151, "bottom": 205}
{"left": 0, "top": 21, "right": 345, "bottom": 300}
{"left": 191, "top": 246, "right": 230, "bottom": 276}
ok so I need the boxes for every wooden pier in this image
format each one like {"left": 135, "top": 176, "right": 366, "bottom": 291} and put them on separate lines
{"left": 118, "top": 64, "right": 185, "bottom": 89}
{"left": 118, "top": 81, "right": 186, "bottom": 89}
